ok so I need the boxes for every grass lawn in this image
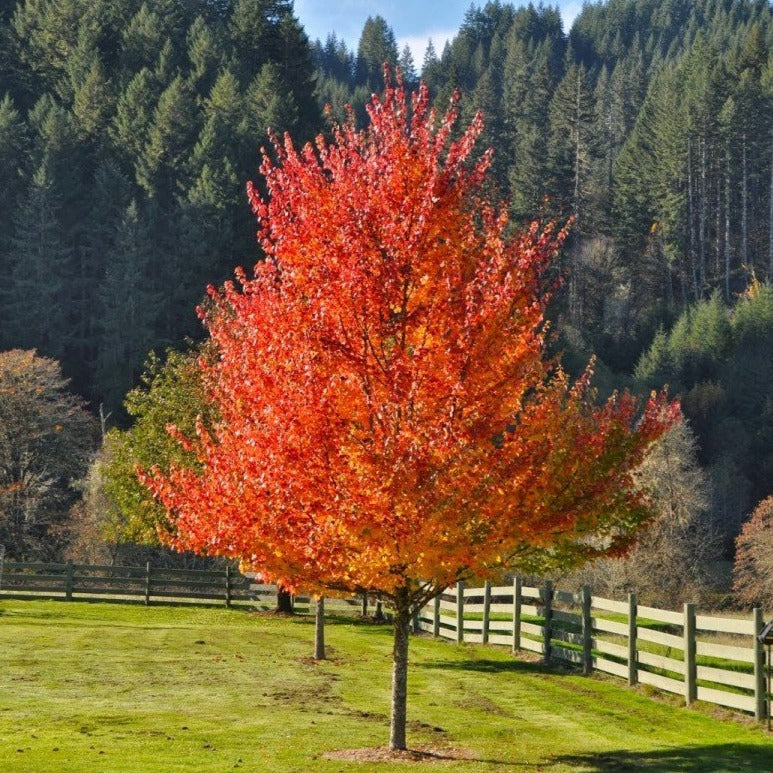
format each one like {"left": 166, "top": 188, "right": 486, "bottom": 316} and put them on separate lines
{"left": 0, "top": 599, "right": 771, "bottom": 772}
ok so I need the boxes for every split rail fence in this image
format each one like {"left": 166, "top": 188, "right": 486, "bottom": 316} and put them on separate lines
{"left": 417, "top": 579, "right": 770, "bottom": 722}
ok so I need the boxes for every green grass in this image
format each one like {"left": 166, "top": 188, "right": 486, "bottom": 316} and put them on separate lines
{"left": 1, "top": 600, "right": 771, "bottom": 772}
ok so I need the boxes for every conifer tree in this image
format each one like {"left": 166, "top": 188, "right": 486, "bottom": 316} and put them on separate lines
{"left": 120, "top": 4, "right": 166, "bottom": 77}
{"left": 97, "top": 200, "right": 161, "bottom": 413}
{"left": 5, "top": 165, "right": 71, "bottom": 359}
{"left": 110, "top": 67, "right": 158, "bottom": 167}
{"left": 136, "top": 74, "right": 199, "bottom": 199}
{"left": 0, "top": 94, "right": 28, "bottom": 253}
{"left": 356, "top": 16, "right": 399, "bottom": 90}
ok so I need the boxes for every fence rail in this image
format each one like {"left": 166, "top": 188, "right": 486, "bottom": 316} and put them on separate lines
{"left": 419, "top": 579, "right": 770, "bottom": 722}
{"left": 0, "top": 560, "right": 368, "bottom": 614}
{"left": 0, "top": 559, "right": 259, "bottom": 607}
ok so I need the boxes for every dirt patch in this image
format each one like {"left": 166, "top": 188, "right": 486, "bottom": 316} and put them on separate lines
{"left": 297, "top": 650, "right": 343, "bottom": 667}
{"left": 454, "top": 693, "right": 511, "bottom": 717}
{"left": 249, "top": 609, "right": 296, "bottom": 618}
{"left": 323, "top": 745, "right": 476, "bottom": 763}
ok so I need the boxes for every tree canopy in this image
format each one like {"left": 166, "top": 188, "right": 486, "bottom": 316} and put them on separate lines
{"left": 145, "top": 75, "right": 676, "bottom": 750}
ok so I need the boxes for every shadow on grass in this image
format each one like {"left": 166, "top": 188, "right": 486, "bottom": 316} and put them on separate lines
{"left": 417, "top": 658, "right": 548, "bottom": 675}
{"left": 317, "top": 614, "right": 393, "bottom": 630}
{"left": 553, "top": 744, "right": 773, "bottom": 771}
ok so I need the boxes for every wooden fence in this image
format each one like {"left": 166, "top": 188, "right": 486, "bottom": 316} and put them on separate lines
{"left": 0, "top": 559, "right": 260, "bottom": 606}
{"left": 2, "top": 562, "right": 770, "bottom": 721}
{"left": 0, "top": 559, "right": 364, "bottom": 613}
{"left": 418, "top": 579, "right": 770, "bottom": 722}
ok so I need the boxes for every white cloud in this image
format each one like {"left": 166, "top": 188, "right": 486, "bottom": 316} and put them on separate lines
{"left": 397, "top": 29, "right": 456, "bottom": 69}
{"left": 560, "top": 2, "right": 583, "bottom": 31}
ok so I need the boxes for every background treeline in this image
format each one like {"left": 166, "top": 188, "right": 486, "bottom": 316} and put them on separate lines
{"left": 0, "top": 0, "right": 772, "bottom": 594}
{"left": 0, "top": 0, "right": 319, "bottom": 414}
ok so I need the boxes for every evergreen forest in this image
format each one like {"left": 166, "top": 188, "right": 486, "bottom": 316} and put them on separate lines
{"left": 0, "top": 0, "right": 772, "bottom": 580}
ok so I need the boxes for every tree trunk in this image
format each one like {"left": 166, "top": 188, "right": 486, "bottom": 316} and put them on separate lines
{"left": 570, "top": 73, "right": 582, "bottom": 327}
{"left": 725, "top": 142, "right": 732, "bottom": 300}
{"left": 687, "top": 135, "right": 699, "bottom": 300}
{"left": 768, "top": 145, "right": 773, "bottom": 281}
{"left": 699, "top": 137, "right": 707, "bottom": 292}
{"left": 314, "top": 597, "right": 326, "bottom": 660}
{"left": 741, "top": 131, "right": 748, "bottom": 273}
{"left": 276, "top": 586, "right": 293, "bottom": 614}
{"left": 715, "top": 174, "right": 722, "bottom": 279}
{"left": 389, "top": 588, "right": 412, "bottom": 751}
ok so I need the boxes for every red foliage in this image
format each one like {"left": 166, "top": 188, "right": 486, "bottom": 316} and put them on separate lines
{"left": 144, "top": 77, "right": 677, "bottom": 600}
{"left": 734, "top": 496, "right": 773, "bottom": 607}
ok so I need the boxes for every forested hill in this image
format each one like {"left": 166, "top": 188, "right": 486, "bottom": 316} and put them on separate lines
{"left": 0, "top": 0, "right": 320, "bottom": 413}
{"left": 0, "top": 1, "right": 771, "bottom": 538}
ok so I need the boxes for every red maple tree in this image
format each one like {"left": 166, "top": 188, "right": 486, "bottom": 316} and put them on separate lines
{"left": 146, "top": 75, "right": 677, "bottom": 751}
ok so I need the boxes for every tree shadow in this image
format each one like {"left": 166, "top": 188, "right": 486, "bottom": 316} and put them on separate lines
{"left": 417, "top": 658, "right": 549, "bottom": 675}
{"left": 554, "top": 744, "right": 773, "bottom": 772}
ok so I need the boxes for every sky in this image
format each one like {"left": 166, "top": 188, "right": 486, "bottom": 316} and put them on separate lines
{"left": 294, "top": 1, "right": 583, "bottom": 64}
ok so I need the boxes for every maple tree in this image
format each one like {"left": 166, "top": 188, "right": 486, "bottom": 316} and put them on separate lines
{"left": 145, "top": 74, "right": 677, "bottom": 751}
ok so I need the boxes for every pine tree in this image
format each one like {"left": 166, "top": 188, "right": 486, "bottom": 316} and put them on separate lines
{"left": 97, "top": 200, "right": 161, "bottom": 413}
{"left": 120, "top": 4, "right": 166, "bottom": 77}
{"left": 242, "top": 62, "right": 299, "bottom": 148}
{"left": 355, "top": 16, "right": 398, "bottom": 91}
{"left": 421, "top": 39, "right": 439, "bottom": 82}
{"left": 504, "top": 35, "right": 562, "bottom": 221}
{"left": 547, "top": 59, "right": 598, "bottom": 325}
{"left": 186, "top": 15, "right": 221, "bottom": 94}
{"left": 136, "top": 74, "right": 199, "bottom": 199}
{"left": 77, "top": 159, "right": 135, "bottom": 397}
{"left": 4, "top": 165, "right": 71, "bottom": 358}
{"left": 0, "top": 94, "right": 28, "bottom": 253}
{"left": 72, "top": 55, "right": 113, "bottom": 141}
{"left": 398, "top": 45, "right": 417, "bottom": 87}
{"left": 110, "top": 66, "right": 158, "bottom": 174}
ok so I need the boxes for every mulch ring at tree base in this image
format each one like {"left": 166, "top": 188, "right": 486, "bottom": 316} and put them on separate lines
{"left": 323, "top": 745, "right": 476, "bottom": 763}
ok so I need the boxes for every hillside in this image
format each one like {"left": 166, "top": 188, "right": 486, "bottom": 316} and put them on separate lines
{"left": 0, "top": 0, "right": 771, "bottom": 558}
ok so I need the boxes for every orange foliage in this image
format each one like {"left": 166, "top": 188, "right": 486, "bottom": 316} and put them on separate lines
{"left": 145, "top": 77, "right": 677, "bottom": 602}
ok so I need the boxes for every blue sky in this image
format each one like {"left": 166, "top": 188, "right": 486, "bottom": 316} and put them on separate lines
{"left": 294, "top": 1, "right": 583, "bottom": 63}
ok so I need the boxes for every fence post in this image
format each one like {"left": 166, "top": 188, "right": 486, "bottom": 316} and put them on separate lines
{"left": 482, "top": 580, "right": 491, "bottom": 645}
{"left": 65, "top": 560, "right": 74, "bottom": 601}
{"left": 627, "top": 593, "right": 638, "bottom": 686}
{"left": 225, "top": 565, "right": 232, "bottom": 608}
{"left": 582, "top": 585, "right": 592, "bottom": 676}
{"left": 412, "top": 606, "right": 420, "bottom": 634}
{"left": 432, "top": 594, "right": 440, "bottom": 638}
{"left": 684, "top": 603, "right": 697, "bottom": 706}
{"left": 144, "top": 562, "right": 152, "bottom": 606}
{"left": 456, "top": 581, "right": 465, "bottom": 644}
{"left": 543, "top": 580, "right": 553, "bottom": 663}
{"left": 512, "top": 576, "right": 522, "bottom": 653}
{"left": 753, "top": 607, "right": 766, "bottom": 722}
